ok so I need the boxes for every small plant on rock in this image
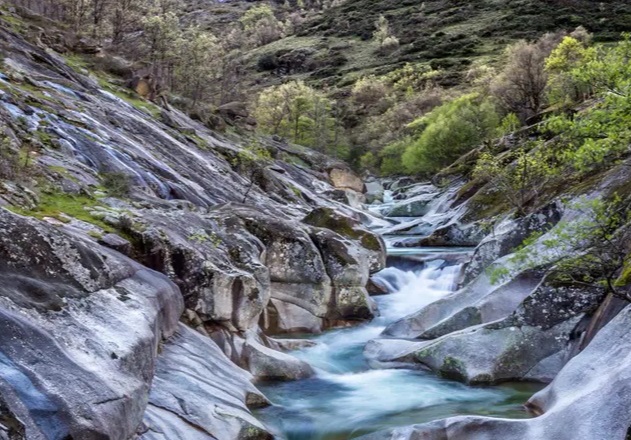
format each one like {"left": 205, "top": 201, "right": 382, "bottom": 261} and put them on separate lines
{"left": 232, "top": 142, "right": 273, "bottom": 203}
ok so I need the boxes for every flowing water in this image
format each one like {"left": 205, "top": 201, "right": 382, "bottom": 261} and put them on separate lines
{"left": 256, "top": 244, "right": 540, "bottom": 439}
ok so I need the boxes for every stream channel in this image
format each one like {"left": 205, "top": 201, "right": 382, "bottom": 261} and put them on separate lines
{"left": 256, "top": 192, "right": 541, "bottom": 439}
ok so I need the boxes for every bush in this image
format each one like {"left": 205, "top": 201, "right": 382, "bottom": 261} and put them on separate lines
{"left": 101, "top": 172, "right": 133, "bottom": 198}
{"left": 401, "top": 94, "right": 500, "bottom": 175}
{"left": 257, "top": 53, "right": 278, "bottom": 71}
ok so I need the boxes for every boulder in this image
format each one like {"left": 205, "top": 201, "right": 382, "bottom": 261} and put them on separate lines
{"left": 141, "top": 324, "right": 272, "bottom": 440}
{"left": 383, "top": 268, "right": 545, "bottom": 339}
{"left": 463, "top": 202, "right": 562, "bottom": 283}
{"left": 0, "top": 209, "right": 183, "bottom": 440}
{"left": 382, "top": 276, "right": 606, "bottom": 384}
{"left": 365, "top": 179, "right": 385, "bottom": 203}
{"left": 329, "top": 168, "right": 365, "bottom": 193}
{"left": 303, "top": 207, "right": 386, "bottom": 273}
{"left": 385, "top": 192, "right": 436, "bottom": 217}
{"left": 244, "top": 340, "right": 314, "bottom": 381}
{"left": 360, "top": 305, "right": 631, "bottom": 440}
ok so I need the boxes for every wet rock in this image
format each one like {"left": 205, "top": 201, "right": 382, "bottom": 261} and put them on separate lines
{"left": 141, "top": 324, "right": 272, "bottom": 440}
{"left": 384, "top": 268, "right": 544, "bottom": 339}
{"left": 365, "top": 179, "right": 384, "bottom": 203}
{"left": 385, "top": 192, "right": 436, "bottom": 217}
{"left": 383, "top": 276, "right": 606, "bottom": 384}
{"left": 98, "top": 233, "right": 132, "bottom": 256}
{"left": 463, "top": 202, "right": 562, "bottom": 283}
{"left": 0, "top": 209, "right": 182, "bottom": 440}
{"left": 361, "top": 305, "right": 631, "bottom": 440}
{"left": 244, "top": 340, "right": 315, "bottom": 381}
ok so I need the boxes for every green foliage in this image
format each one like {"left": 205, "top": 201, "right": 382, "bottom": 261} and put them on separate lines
{"left": 378, "top": 137, "right": 408, "bottom": 176}
{"left": 498, "top": 113, "right": 521, "bottom": 136}
{"left": 254, "top": 81, "right": 342, "bottom": 154}
{"left": 358, "top": 152, "right": 377, "bottom": 172}
{"left": 545, "top": 36, "right": 593, "bottom": 105}
{"left": 490, "top": 196, "right": 631, "bottom": 300}
{"left": 473, "top": 141, "right": 555, "bottom": 215}
{"left": 10, "top": 190, "right": 115, "bottom": 232}
{"left": 401, "top": 94, "right": 500, "bottom": 175}
{"left": 240, "top": 4, "right": 286, "bottom": 46}
{"left": 100, "top": 172, "right": 133, "bottom": 198}
{"left": 233, "top": 141, "right": 273, "bottom": 203}
{"left": 544, "top": 35, "right": 631, "bottom": 174}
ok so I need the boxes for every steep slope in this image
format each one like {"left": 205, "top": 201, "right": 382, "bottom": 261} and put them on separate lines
{"left": 238, "top": 0, "right": 631, "bottom": 89}
{"left": 0, "top": 12, "right": 387, "bottom": 440}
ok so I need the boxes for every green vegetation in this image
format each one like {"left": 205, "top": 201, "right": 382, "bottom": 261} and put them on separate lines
{"left": 254, "top": 80, "right": 344, "bottom": 155}
{"left": 9, "top": 190, "right": 113, "bottom": 231}
{"left": 490, "top": 196, "right": 631, "bottom": 301}
{"left": 401, "top": 94, "right": 499, "bottom": 175}
{"left": 100, "top": 172, "right": 132, "bottom": 198}
{"left": 231, "top": 142, "right": 273, "bottom": 203}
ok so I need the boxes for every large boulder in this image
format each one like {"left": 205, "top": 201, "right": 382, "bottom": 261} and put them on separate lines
{"left": 380, "top": 276, "right": 606, "bottom": 384}
{"left": 385, "top": 192, "right": 436, "bottom": 217}
{"left": 0, "top": 209, "right": 182, "bottom": 440}
{"left": 383, "top": 267, "right": 545, "bottom": 339}
{"left": 463, "top": 202, "right": 562, "bottom": 283}
{"left": 329, "top": 168, "right": 365, "bottom": 193}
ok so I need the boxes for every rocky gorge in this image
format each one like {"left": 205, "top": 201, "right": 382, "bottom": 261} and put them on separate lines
{"left": 1, "top": 5, "right": 631, "bottom": 440}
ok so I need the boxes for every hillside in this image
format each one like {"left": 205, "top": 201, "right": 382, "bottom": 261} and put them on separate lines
{"left": 242, "top": 0, "right": 631, "bottom": 89}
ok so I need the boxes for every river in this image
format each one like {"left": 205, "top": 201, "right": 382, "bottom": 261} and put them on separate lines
{"left": 255, "top": 237, "right": 540, "bottom": 439}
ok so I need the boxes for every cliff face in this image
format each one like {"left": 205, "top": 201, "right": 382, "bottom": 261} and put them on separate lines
{"left": 0, "top": 13, "right": 386, "bottom": 440}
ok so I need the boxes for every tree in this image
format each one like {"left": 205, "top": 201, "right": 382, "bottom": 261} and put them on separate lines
{"left": 240, "top": 4, "right": 285, "bottom": 47}
{"left": 373, "top": 15, "right": 399, "bottom": 54}
{"left": 254, "top": 81, "right": 337, "bottom": 152}
{"left": 401, "top": 94, "right": 500, "bottom": 175}
{"left": 351, "top": 75, "right": 390, "bottom": 113}
{"left": 545, "top": 36, "right": 593, "bottom": 105}
{"left": 141, "top": 10, "right": 181, "bottom": 89}
{"left": 492, "top": 196, "right": 631, "bottom": 301}
{"left": 173, "top": 27, "right": 224, "bottom": 109}
{"left": 491, "top": 33, "right": 563, "bottom": 121}
{"left": 544, "top": 35, "right": 631, "bottom": 174}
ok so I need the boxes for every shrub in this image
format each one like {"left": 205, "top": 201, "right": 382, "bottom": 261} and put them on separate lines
{"left": 101, "top": 172, "right": 133, "bottom": 198}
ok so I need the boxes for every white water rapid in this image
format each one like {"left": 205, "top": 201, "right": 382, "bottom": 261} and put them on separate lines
{"left": 256, "top": 245, "right": 535, "bottom": 439}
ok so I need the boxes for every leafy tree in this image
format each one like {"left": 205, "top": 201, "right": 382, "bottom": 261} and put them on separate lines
{"left": 545, "top": 36, "right": 593, "bottom": 106}
{"left": 351, "top": 75, "right": 390, "bottom": 112}
{"left": 373, "top": 15, "right": 399, "bottom": 54}
{"left": 254, "top": 81, "right": 338, "bottom": 152}
{"left": 173, "top": 27, "right": 224, "bottom": 108}
{"left": 401, "top": 94, "right": 500, "bottom": 175}
{"left": 491, "top": 33, "right": 563, "bottom": 121}
{"left": 240, "top": 4, "right": 286, "bottom": 47}
{"left": 141, "top": 11, "right": 181, "bottom": 88}
{"left": 544, "top": 35, "right": 631, "bottom": 174}
{"left": 359, "top": 151, "right": 377, "bottom": 172}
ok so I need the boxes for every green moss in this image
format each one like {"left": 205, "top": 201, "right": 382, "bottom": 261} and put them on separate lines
{"left": 10, "top": 191, "right": 114, "bottom": 232}
{"left": 439, "top": 356, "right": 468, "bottom": 382}
{"left": 615, "top": 259, "right": 631, "bottom": 287}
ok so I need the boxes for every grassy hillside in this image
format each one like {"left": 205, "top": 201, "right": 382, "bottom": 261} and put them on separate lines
{"left": 242, "top": 0, "right": 631, "bottom": 89}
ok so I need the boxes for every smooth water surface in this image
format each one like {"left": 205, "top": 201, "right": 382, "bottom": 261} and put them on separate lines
{"left": 256, "top": 254, "right": 540, "bottom": 439}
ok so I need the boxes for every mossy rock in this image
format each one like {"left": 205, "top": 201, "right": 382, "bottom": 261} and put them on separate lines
{"left": 303, "top": 207, "right": 382, "bottom": 252}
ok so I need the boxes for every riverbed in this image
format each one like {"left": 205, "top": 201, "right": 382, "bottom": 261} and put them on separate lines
{"left": 256, "top": 243, "right": 541, "bottom": 439}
